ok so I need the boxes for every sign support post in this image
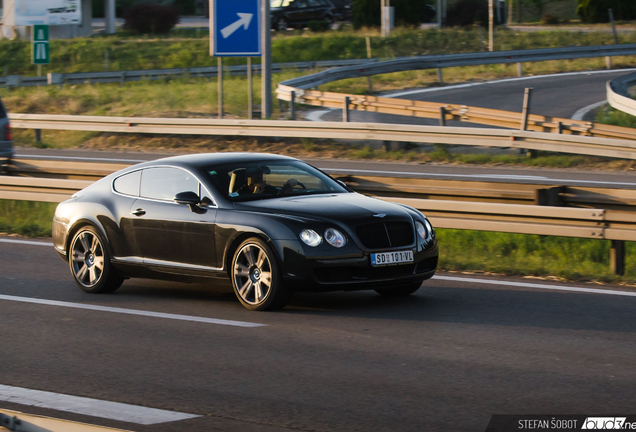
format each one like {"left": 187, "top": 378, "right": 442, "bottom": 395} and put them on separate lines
{"left": 247, "top": 57, "right": 253, "bottom": 119}
{"left": 210, "top": 0, "right": 263, "bottom": 119}
{"left": 261, "top": 0, "right": 271, "bottom": 119}
{"left": 218, "top": 58, "right": 223, "bottom": 119}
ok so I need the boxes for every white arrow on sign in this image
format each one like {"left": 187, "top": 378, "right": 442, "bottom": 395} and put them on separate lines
{"left": 220, "top": 13, "right": 253, "bottom": 39}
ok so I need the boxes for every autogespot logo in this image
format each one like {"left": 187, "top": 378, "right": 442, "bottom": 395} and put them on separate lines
{"left": 582, "top": 418, "right": 629, "bottom": 429}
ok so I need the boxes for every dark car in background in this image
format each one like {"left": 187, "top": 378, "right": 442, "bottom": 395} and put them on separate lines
{"left": 53, "top": 153, "right": 438, "bottom": 311}
{"left": 271, "top": 0, "right": 336, "bottom": 30}
{"left": 0, "top": 98, "right": 13, "bottom": 173}
{"left": 329, "top": 0, "right": 351, "bottom": 21}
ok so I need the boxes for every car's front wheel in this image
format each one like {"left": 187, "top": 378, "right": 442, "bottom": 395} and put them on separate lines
{"left": 375, "top": 282, "right": 422, "bottom": 297}
{"left": 69, "top": 226, "right": 124, "bottom": 294}
{"left": 231, "top": 238, "right": 291, "bottom": 311}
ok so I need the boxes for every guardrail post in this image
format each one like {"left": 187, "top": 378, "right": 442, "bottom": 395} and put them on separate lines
{"left": 520, "top": 87, "right": 533, "bottom": 131}
{"left": 609, "top": 9, "right": 619, "bottom": 45}
{"left": 557, "top": 122, "right": 562, "bottom": 134}
{"left": 605, "top": 56, "right": 612, "bottom": 70}
{"left": 439, "top": 107, "right": 446, "bottom": 126}
{"left": 47, "top": 73, "right": 65, "bottom": 88}
{"left": 343, "top": 96, "right": 350, "bottom": 122}
{"left": 517, "top": 63, "right": 523, "bottom": 77}
{"left": 35, "top": 129, "right": 42, "bottom": 143}
{"left": 437, "top": 68, "right": 444, "bottom": 84}
{"left": 290, "top": 90, "right": 296, "bottom": 120}
{"left": 120, "top": 71, "right": 126, "bottom": 87}
{"left": 610, "top": 240, "right": 625, "bottom": 276}
{"left": 6, "top": 75, "right": 22, "bottom": 88}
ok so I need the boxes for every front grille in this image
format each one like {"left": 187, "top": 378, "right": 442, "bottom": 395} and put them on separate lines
{"left": 355, "top": 221, "right": 414, "bottom": 249}
{"left": 315, "top": 264, "right": 416, "bottom": 283}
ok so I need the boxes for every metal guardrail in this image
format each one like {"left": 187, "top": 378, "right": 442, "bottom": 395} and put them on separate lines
{"left": 277, "top": 44, "right": 636, "bottom": 90}
{"left": 607, "top": 71, "right": 636, "bottom": 117}
{"left": 0, "top": 58, "right": 379, "bottom": 88}
{"left": 2, "top": 161, "right": 632, "bottom": 273}
{"left": 7, "top": 158, "right": 636, "bottom": 210}
{"left": 276, "top": 89, "right": 636, "bottom": 141}
{"left": 2, "top": 173, "right": 635, "bottom": 244}
{"left": 8, "top": 114, "right": 636, "bottom": 160}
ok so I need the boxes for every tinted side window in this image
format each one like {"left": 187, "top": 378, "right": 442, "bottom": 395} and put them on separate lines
{"left": 0, "top": 100, "right": 6, "bottom": 118}
{"left": 140, "top": 167, "right": 200, "bottom": 201}
{"left": 113, "top": 170, "right": 141, "bottom": 196}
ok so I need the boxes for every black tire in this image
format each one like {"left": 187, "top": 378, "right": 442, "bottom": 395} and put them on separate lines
{"left": 69, "top": 226, "right": 124, "bottom": 294}
{"left": 231, "top": 238, "right": 292, "bottom": 311}
{"left": 375, "top": 282, "right": 422, "bottom": 297}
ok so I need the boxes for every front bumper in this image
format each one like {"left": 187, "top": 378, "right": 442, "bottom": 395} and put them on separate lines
{"left": 275, "top": 238, "right": 439, "bottom": 292}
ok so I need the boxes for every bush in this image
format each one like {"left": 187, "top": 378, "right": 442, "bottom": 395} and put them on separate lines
{"left": 307, "top": 20, "right": 331, "bottom": 32}
{"left": 352, "top": 0, "right": 436, "bottom": 29}
{"left": 541, "top": 13, "right": 560, "bottom": 24}
{"left": 446, "top": 0, "right": 489, "bottom": 27}
{"left": 576, "top": 0, "right": 636, "bottom": 23}
{"left": 123, "top": 3, "right": 179, "bottom": 34}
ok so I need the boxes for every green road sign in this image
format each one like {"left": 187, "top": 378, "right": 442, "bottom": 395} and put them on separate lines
{"left": 32, "top": 25, "right": 50, "bottom": 65}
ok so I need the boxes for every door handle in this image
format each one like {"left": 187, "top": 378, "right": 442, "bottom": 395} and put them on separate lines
{"left": 132, "top": 209, "right": 146, "bottom": 216}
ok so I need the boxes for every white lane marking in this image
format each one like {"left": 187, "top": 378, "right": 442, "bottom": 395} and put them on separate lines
{"left": 304, "top": 108, "right": 334, "bottom": 122}
{"left": 434, "top": 275, "right": 636, "bottom": 297}
{"left": 321, "top": 167, "right": 636, "bottom": 187}
{"left": 0, "top": 294, "right": 266, "bottom": 328}
{"left": 387, "top": 68, "right": 636, "bottom": 98}
{"left": 0, "top": 385, "right": 200, "bottom": 425}
{"left": 0, "top": 238, "right": 54, "bottom": 247}
{"left": 15, "top": 154, "right": 146, "bottom": 163}
{"left": 572, "top": 100, "right": 607, "bottom": 121}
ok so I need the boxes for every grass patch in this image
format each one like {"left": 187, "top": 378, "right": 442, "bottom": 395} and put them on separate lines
{"left": 0, "top": 200, "right": 56, "bottom": 238}
{"left": 2, "top": 26, "right": 636, "bottom": 77}
{"left": 596, "top": 105, "right": 636, "bottom": 129}
{"left": 437, "top": 229, "right": 636, "bottom": 284}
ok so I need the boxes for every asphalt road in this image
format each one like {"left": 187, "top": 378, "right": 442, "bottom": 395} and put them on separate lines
{"left": 318, "top": 69, "right": 636, "bottom": 124}
{"left": 1, "top": 237, "right": 635, "bottom": 432}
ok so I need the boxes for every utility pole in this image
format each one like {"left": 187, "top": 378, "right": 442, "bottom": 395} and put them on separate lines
{"left": 488, "top": 0, "right": 494, "bottom": 52}
{"left": 508, "top": 0, "right": 513, "bottom": 26}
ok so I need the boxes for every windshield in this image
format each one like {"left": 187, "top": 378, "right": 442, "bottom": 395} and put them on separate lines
{"left": 204, "top": 160, "right": 348, "bottom": 202}
{"left": 270, "top": 0, "right": 293, "bottom": 7}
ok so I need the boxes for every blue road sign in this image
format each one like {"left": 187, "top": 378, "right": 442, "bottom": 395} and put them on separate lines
{"left": 211, "top": 0, "right": 261, "bottom": 57}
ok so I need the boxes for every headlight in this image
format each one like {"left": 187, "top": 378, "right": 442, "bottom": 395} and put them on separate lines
{"left": 424, "top": 218, "right": 435, "bottom": 238}
{"left": 300, "top": 229, "right": 322, "bottom": 247}
{"left": 324, "top": 228, "right": 346, "bottom": 248}
{"left": 415, "top": 221, "right": 428, "bottom": 240}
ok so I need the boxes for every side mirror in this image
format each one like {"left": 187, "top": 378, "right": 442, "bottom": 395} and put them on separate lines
{"left": 174, "top": 191, "right": 200, "bottom": 205}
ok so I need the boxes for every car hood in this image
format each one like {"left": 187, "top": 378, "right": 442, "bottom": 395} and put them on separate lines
{"left": 233, "top": 193, "right": 413, "bottom": 222}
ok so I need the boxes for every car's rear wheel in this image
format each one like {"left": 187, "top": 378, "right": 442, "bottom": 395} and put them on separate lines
{"left": 69, "top": 226, "right": 124, "bottom": 294}
{"left": 231, "top": 238, "right": 291, "bottom": 311}
{"left": 375, "top": 282, "right": 422, "bottom": 297}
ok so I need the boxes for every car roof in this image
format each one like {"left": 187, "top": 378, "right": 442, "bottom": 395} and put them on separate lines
{"left": 137, "top": 152, "right": 298, "bottom": 170}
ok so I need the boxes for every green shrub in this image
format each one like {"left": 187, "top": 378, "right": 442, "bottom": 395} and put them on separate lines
{"left": 307, "top": 20, "right": 331, "bottom": 32}
{"left": 541, "top": 13, "right": 560, "bottom": 24}
{"left": 576, "top": 0, "right": 636, "bottom": 23}
{"left": 123, "top": 3, "right": 179, "bottom": 34}
{"left": 352, "top": 0, "right": 435, "bottom": 29}
{"left": 446, "top": 0, "right": 489, "bottom": 27}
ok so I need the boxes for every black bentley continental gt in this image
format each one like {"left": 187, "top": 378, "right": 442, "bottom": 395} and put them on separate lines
{"left": 53, "top": 153, "right": 438, "bottom": 310}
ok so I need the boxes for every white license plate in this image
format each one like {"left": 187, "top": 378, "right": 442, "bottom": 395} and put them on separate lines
{"left": 371, "top": 251, "right": 414, "bottom": 266}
